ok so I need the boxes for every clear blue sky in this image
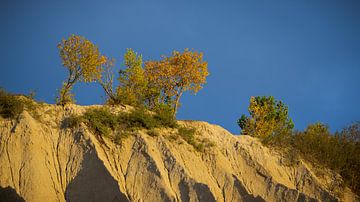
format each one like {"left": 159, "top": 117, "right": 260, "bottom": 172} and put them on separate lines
{"left": 1, "top": 0, "right": 360, "bottom": 134}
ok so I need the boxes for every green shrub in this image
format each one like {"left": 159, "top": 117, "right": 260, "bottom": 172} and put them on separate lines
{"left": 178, "top": 126, "right": 196, "bottom": 144}
{"left": 62, "top": 114, "right": 83, "bottom": 129}
{"left": 122, "top": 107, "right": 158, "bottom": 129}
{"left": 177, "top": 126, "right": 206, "bottom": 151}
{"left": 62, "top": 106, "right": 178, "bottom": 144}
{"left": 82, "top": 108, "right": 118, "bottom": 137}
{"left": 0, "top": 88, "right": 24, "bottom": 119}
{"left": 60, "top": 104, "right": 181, "bottom": 146}
{"left": 21, "top": 98, "right": 40, "bottom": 120}
{"left": 153, "top": 104, "right": 178, "bottom": 128}
{"left": 0, "top": 88, "right": 43, "bottom": 120}
{"left": 292, "top": 123, "right": 333, "bottom": 163}
{"left": 177, "top": 127, "right": 216, "bottom": 152}
{"left": 273, "top": 122, "right": 360, "bottom": 195}
{"left": 120, "top": 106, "right": 177, "bottom": 130}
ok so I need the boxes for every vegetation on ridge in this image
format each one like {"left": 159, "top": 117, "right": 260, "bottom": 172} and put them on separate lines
{"left": 238, "top": 96, "right": 294, "bottom": 145}
{"left": 56, "top": 34, "right": 209, "bottom": 117}
{"left": 0, "top": 88, "right": 24, "bottom": 119}
{"left": 238, "top": 96, "right": 360, "bottom": 195}
{"left": 0, "top": 88, "right": 40, "bottom": 120}
{"left": 54, "top": 34, "right": 211, "bottom": 150}
{"left": 56, "top": 35, "right": 109, "bottom": 105}
{"left": 62, "top": 106, "right": 210, "bottom": 151}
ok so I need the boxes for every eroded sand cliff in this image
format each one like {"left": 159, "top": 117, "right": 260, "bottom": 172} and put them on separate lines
{"left": 0, "top": 103, "right": 358, "bottom": 201}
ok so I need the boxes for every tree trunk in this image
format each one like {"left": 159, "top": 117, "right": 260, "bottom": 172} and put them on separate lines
{"left": 100, "top": 83, "right": 114, "bottom": 100}
{"left": 173, "top": 88, "right": 183, "bottom": 116}
{"left": 59, "top": 81, "right": 72, "bottom": 105}
{"left": 58, "top": 70, "right": 79, "bottom": 105}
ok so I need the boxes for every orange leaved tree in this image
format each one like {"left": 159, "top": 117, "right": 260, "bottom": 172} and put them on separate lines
{"left": 145, "top": 49, "right": 209, "bottom": 115}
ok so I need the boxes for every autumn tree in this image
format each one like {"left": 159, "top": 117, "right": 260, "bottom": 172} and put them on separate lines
{"left": 116, "top": 48, "right": 147, "bottom": 106}
{"left": 57, "top": 34, "right": 106, "bottom": 105}
{"left": 238, "top": 96, "right": 294, "bottom": 144}
{"left": 144, "top": 49, "right": 209, "bottom": 115}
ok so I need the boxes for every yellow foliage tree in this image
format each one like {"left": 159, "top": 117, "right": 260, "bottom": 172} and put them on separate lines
{"left": 116, "top": 48, "right": 147, "bottom": 106}
{"left": 57, "top": 34, "right": 107, "bottom": 105}
{"left": 145, "top": 49, "right": 209, "bottom": 115}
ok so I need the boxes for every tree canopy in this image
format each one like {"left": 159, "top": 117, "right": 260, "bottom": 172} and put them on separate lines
{"left": 116, "top": 48, "right": 147, "bottom": 106}
{"left": 238, "top": 96, "right": 294, "bottom": 143}
{"left": 57, "top": 34, "right": 107, "bottom": 105}
{"left": 56, "top": 35, "right": 209, "bottom": 117}
{"left": 145, "top": 49, "right": 209, "bottom": 114}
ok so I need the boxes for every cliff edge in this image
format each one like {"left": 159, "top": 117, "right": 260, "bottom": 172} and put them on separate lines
{"left": 0, "top": 103, "right": 358, "bottom": 202}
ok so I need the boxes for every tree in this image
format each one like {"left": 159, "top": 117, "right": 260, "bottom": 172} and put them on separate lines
{"left": 97, "top": 57, "right": 120, "bottom": 104}
{"left": 116, "top": 48, "right": 147, "bottom": 106}
{"left": 238, "top": 96, "right": 294, "bottom": 143}
{"left": 144, "top": 49, "right": 209, "bottom": 115}
{"left": 57, "top": 34, "right": 107, "bottom": 105}
{"left": 294, "top": 123, "right": 333, "bottom": 161}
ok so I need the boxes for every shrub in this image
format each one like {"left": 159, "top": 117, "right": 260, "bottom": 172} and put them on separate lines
{"left": 178, "top": 126, "right": 197, "bottom": 145}
{"left": 82, "top": 108, "right": 117, "bottom": 137}
{"left": 177, "top": 126, "right": 206, "bottom": 151}
{"left": 21, "top": 97, "right": 40, "bottom": 120}
{"left": 0, "top": 89, "right": 24, "bottom": 119}
{"left": 63, "top": 108, "right": 132, "bottom": 145}
{"left": 120, "top": 106, "right": 177, "bottom": 129}
{"left": 121, "top": 107, "right": 158, "bottom": 129}
{"left": 62, "top": 106, "right": 178, "bottom": 144}
{"left": 61, "top": 114, "right": 83, "bottom": 129}
{"left": 292, "top": 123, "right": 333, "bottom": 163}
{"left": 283, "top": 122, "right": 360, "bottom": 195}
{"left": 153, "top": 104, "right": 178, "bottom": 128}
{"left": 237, "top": 96, "right": 360, "bottom": 194}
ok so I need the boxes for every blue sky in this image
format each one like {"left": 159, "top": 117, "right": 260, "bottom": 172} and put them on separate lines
{"left": 1, "top": 0, "right": 359, "bottom": 134}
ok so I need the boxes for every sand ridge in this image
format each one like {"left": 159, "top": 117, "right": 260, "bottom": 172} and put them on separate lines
{"left": 0, "top": 104, "right": 358, "bottom": 201}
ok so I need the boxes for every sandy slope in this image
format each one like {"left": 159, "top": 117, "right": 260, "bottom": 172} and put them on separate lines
{"left": 0, "top": 103, "right": 358, "bottom": 202}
